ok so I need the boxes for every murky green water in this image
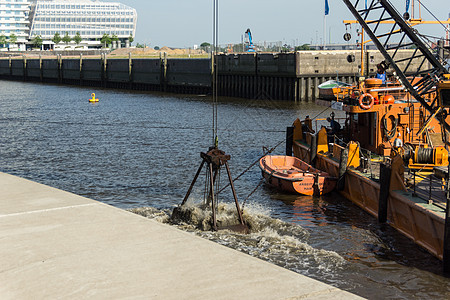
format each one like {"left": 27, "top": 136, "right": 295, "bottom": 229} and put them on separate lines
{"left": 0, "top": 80, "right": 449, "bottom": 299}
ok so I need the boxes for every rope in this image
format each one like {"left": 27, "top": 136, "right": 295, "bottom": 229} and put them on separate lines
{"left": 241, "top": 178, "right": 265, "bottom": 212}
{"left": 416, "top": 147, "right": 434, "bottom": 164}
{"left": 217, "top": 145, "right": 278, "bottom": 194}
{"left": 242, "top": 169, "right": 276, "bottom": 212}
{"left": 419, "top": 2, "right": 449, "bottom": 32}
{"left": 217, "top": 120, "right": 303, "bottom": 195}
{"left": 382, "top": 114, "right": 398, "bottom": 140}
{"left": 310, "top": 102, "right": 333, "bottom": 122}
{"left": 218, "top": 102, "right": 335, "bottom": 207}
{"left": 416, "top": 32, "right": 450, "bottom": 67}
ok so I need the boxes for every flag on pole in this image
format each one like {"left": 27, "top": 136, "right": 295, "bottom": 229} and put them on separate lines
{"left": 406, "top": 0, "right": 410, "bottom": 12}
{"left": 365, "top": 0, "right": 368, "bottom": 10}
{"left": 325, "top": 0, "right": 329, "bottom": 15}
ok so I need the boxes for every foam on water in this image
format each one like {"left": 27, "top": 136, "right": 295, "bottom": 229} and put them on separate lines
{"left": 129, "top": 202, "right": 345, "bottom": 280}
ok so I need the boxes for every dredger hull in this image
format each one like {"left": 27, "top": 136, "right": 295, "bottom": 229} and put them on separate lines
{"left": 293, "top": 140, "right": 445, "bottom": 261}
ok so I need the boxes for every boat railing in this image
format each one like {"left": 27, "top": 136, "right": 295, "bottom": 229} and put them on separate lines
{"left": 334, "top": 82, "right": 412, "bottom": 103}
{"left": 333, "top": 86, "right": 354, "bottom": 101}
{"left": 329, "top": 135, "right": 381, "bottom": 182}
{"left": 315, "top": 117, "right": 346, "bottom": 133}
{"left": 410, "top": 169, "right": 448, "bottom": 211}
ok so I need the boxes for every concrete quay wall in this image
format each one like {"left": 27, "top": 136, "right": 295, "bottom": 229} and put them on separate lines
{"left": 217, "top": 50, "right": 424, "bottom": 101}
{"left": 0, "top": 172, "right": 362, "bottom": 299}
{"left": 0, "top": 50, "right": 423, "bottom": 101}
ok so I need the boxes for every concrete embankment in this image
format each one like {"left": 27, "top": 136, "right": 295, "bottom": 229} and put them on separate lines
{"left": 0, "top": 172, "right": 362, "bottom": 299}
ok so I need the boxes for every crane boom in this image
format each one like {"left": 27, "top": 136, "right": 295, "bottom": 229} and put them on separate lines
{"left": 342, "top": 0, "right": 450, "bottom": 131}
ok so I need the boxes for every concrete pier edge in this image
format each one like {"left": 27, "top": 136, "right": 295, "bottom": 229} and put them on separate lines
{"left": 0, "top": 172, "right": 362, "bottom": 299}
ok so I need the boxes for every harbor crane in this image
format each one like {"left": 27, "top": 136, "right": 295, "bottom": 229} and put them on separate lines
{"left": 342, "top": 0, "right": 450, "bottom": 132}
{"left": 244, "top": 28, "right": 256, "bottom": 52}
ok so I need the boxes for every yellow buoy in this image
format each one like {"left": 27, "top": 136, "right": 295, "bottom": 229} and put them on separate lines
{"left": 89, "top": 93, "right": 99, "bottom": 102}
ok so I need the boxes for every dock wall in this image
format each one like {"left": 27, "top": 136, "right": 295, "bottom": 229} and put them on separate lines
{"left": 0, "top": 50, "right": 424, "bottom": 101}
{"left": 0, "top": 55, "right": 212, "bottom": 95}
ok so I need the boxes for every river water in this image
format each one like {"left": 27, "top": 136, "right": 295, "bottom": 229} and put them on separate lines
{"left": 1, "top": 80, "right": 449, "bottom": 299}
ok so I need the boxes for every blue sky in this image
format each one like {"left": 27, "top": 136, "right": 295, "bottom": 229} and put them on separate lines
{"left": 117, "top": 0, "right": 448, "bottom": 48}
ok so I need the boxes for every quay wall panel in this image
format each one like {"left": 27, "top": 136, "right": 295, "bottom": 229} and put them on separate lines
{"left": 107, "top": 59, "right": 129, "bottom": 83}
{"left": 166, "top": 59, "right": 210, "bottom": 87}
{"left": 217, "top": 54, "right": 256, "bottom": 75}
{"left": 62, "top": 59, "right": 80, "bottom": 80}
{"left": 296, "top": 51, "right": 360, "bottom": 76}
{"left": 132, "top": 59, "right": 160, "bottom": 85}
{"left": 257, "top": 53, "right": 296, "bottom": 76}
{"left": 0, "top": 60, "right": 9, "bottom": 75}
{"left": 82, "top": 59, "right": 102, "bottom": 81}
{"left": 11, "top": 60, "right": 24, "bottom": 77}
{"left": 42, "top": 59, "right": 59, "bottom": 79}
{"left": 26, "top": 60, "right": 41, "bottom": 78}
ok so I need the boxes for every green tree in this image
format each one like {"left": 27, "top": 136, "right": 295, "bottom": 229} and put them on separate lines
{"left": 100, "top": 33, "right": 111, "bottom": 48}
{"left": 111, "top": 34, "right": 119, "bottom": 47}
{"left": 0, "top": 34, "right": 6, "bottom": 47}
{"left": 200, "top": 42, "right": 211, "bottom": 52}
{"left": 52, "top": 32, "right": 61, "bottom": 44}
{"left": 8, "top": 33, "right": 17, "bottom": 45}
{"left": 295, "top": 44, "right": 311, "bottom": 51}
{"left": 128, "top": 34, "right": 134, "bottom": 44}
{"left": 136, "top": 43, "right": 144, "bottom": 48}
{"left": 74, "top": 32, "right": 82, "bottom": 44}
{"left": 32, "top": 35, "right": 43, "bottom": 48}
{"left": 62, "top": 32, "right": 71, "bottom": 44}
{"left": 281, "top": 44, "right": 290, "bottom": 52}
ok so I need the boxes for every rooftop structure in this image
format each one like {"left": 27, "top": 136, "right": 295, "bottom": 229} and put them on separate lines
{"left": 0, "top": 0, "right": 30, "bottom": 51}
{"left": 29, "top": 0, "right": 137, "bottom": 49}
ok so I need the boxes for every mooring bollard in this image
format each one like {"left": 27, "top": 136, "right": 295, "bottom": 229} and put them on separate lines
{"left": 378, "top": 163, "right": 391, "bottom": 223}
{"left": 337, "top": 147, "right": 348, "bottom": 191}
{"left": 286, "top": 126, "right": 294, "bottom": 156}
{"left": 309, "top": 134, "right": 317, "bottom": 167}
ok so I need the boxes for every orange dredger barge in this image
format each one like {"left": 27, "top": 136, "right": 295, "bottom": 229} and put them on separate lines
{"left": 289, "top": 75, "right": 450, "bottom": 262}
{"left": 284, "top": 0, "right": 450, "bottom": 273}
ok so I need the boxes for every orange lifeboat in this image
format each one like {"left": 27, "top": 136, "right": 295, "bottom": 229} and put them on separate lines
{"left": 259, "top": 155, "right": 337, "bottom": 196}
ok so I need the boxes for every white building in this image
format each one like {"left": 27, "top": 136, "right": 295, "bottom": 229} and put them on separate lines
{"left": 29, "top": 0, "right": 137, "bottom": 49}
{"left": 0, "top": 0, "right": 30, "bottom": 51}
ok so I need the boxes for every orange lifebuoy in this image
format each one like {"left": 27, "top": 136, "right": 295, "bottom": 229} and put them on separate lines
{"left": 359, "top": 93, "right": 374, "bottom": 110}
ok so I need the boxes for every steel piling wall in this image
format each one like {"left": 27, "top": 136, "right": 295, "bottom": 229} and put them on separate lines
{"left": 0, "top": 54, "right": 212, "bottom": 95}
